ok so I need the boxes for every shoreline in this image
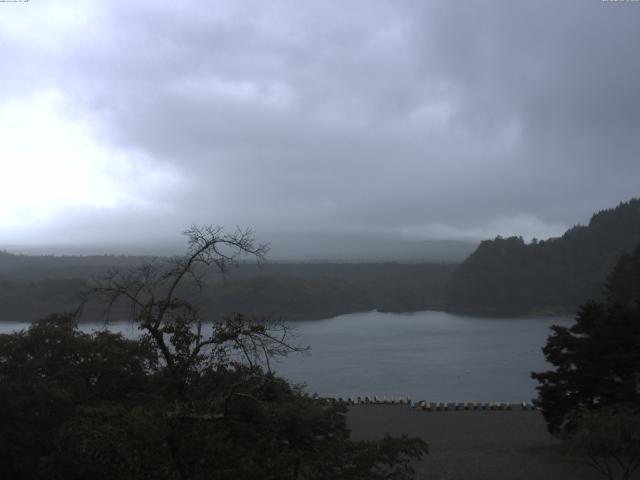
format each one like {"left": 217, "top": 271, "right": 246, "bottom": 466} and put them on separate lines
{"left": 0, "top": 305, "right": 575, "bottom": 324}
{"left": 347, "top": 404, "right": 600, "bottom": 480}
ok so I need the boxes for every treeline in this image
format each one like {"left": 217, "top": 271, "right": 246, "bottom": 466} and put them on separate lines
{"left": 448, "top": 198, "right": 640, "bottom": 315}
{"left": 0, "top": 251, "right": 152, "bottom": 278}
{"left": 203, "top": 263, "right": 454, "bottom": 319}
{"left": 3, "top": 198, "right": 640, "bottom": 321}
{"left": 0, "top": 252, "right": 151, "bottom": 322}
{"left": 0, "top": 261, "right": 455, "bottom": 322}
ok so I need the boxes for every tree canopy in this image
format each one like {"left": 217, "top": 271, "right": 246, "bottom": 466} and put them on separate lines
{"left": 532, "top": 244, "right": 640, "bottom": 434}
{"left": 449, "top": 198, "right": 640, "bottom": 314}
{"left": 0, "top": 225, "right": 428, "bottom": 480}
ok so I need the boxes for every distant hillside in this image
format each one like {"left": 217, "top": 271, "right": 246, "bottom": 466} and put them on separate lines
{"left": 0, "top": 253, "right": 455, "bottom": 322}
{"left": 0, "top": 251, "right": 151, "bottom": 276}
{"left": 447, "top": 198, "right": 640, "bottom": 315}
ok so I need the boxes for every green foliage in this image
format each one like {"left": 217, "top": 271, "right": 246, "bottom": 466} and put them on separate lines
{"left": 449, "top": 198, "right": 640, "bottom": 314}
{"left": 0, "top": 227, "right": 427, "bottom": 479}
{"left": 206, "top": 274, "right": 373, "bottom": 320}
{"left": 0, "top": 314, "right": 159, "bottom": 479}
{"left": 0, "top": 316, "right": 427, "bottom": 479}
{"left": 0, "top": 262, "right": 454, "bottom": 322}
{"left": 0, "top": 278, "right": 88, "bottom": 321}
{"left": 531, "top": 246, "right": 640, "bottom": 434}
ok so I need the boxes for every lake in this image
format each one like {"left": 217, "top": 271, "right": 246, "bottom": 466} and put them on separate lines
{"left": 0, "top": 310, "right": 573, "bottom": 403}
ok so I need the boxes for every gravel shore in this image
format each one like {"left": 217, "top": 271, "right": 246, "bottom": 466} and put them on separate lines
{"left": 347, "top": 405, "right": 604, "bottom": 480}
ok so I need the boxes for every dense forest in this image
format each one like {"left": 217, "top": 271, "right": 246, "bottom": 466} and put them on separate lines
{"left": 2, "top": 198, "right": 639, "bottom": 321}
{"left": 448, "top": 199, "right": 640, "bottom": 315}
{"left": 532, "top": 242, "right": 640, "bottom": 433}
{"left": 0, "top": 253, "right": 455, "bottom": 322}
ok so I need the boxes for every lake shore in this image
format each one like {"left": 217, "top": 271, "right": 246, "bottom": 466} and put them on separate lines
{"left": 2, "top": 311, "right": 573, "bottom": 403}
{"left": 347, "top": 404, "right": 601, "bottom": 480}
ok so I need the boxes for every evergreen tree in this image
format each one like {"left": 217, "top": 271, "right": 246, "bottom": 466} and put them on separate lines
{"left": 532, "top": 245, "right": 640, "bottom": 434}
{"left": 449, "top": 198, "right": 640, "bottom": 314}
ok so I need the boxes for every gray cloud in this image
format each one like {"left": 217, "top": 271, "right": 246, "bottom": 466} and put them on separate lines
{"left": 1, "top": 0, "right": 639, "bottom": 248}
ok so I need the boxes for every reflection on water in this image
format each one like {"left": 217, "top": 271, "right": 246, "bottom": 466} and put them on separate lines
{"left": 0, "top": 310, "right": 573, "bottom": 403}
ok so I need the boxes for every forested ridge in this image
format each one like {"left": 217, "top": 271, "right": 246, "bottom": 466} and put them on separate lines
{"left": 448, "top": 198, "right": 640, "bottom": 314}
{"left": 2, "top": 198, "right": 640, "bottom": 320}
{"left": 0, "top": 255, "right": 454, "bottom": 322}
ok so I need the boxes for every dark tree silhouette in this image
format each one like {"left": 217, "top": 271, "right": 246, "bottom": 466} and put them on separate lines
{"left": 567, "top": 408, "right": 640, "bottom": 480}
{"left": 449, "top": 198, "right": 640, "bottom": 314}
{"left": 532, "top": 245, "right": 640, "bottom": 434}
{"left": 86, "top": 225, "right": 303, "bottom": 396}
{"left": 0, "top": 225, "right": 428, "bottom": 480}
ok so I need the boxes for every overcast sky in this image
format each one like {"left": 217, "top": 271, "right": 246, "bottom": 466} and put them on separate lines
{"left": 1, "top": 0, "right": 639, "bottom": 249}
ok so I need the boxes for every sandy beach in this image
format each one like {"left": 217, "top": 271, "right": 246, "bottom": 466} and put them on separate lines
{"left": 347, "top": 405, "right": 605, "bottom": 480}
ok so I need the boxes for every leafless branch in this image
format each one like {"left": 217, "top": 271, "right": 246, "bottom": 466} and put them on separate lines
{"left": 81, "top": 225, "right": 295, "bottom": 395}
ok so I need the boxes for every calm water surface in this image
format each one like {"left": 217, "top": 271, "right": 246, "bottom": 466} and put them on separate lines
{"left": 0, "top": 310, "right": 573, "bottom": 403}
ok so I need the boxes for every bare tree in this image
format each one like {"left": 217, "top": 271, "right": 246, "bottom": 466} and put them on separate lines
{"left": 84, "top": 225, "right": 304, "bottom": 396}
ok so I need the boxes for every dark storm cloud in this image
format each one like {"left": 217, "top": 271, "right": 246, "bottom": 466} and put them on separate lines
{"left": 2, "top": 0, "right": 639, "bottom": 245}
